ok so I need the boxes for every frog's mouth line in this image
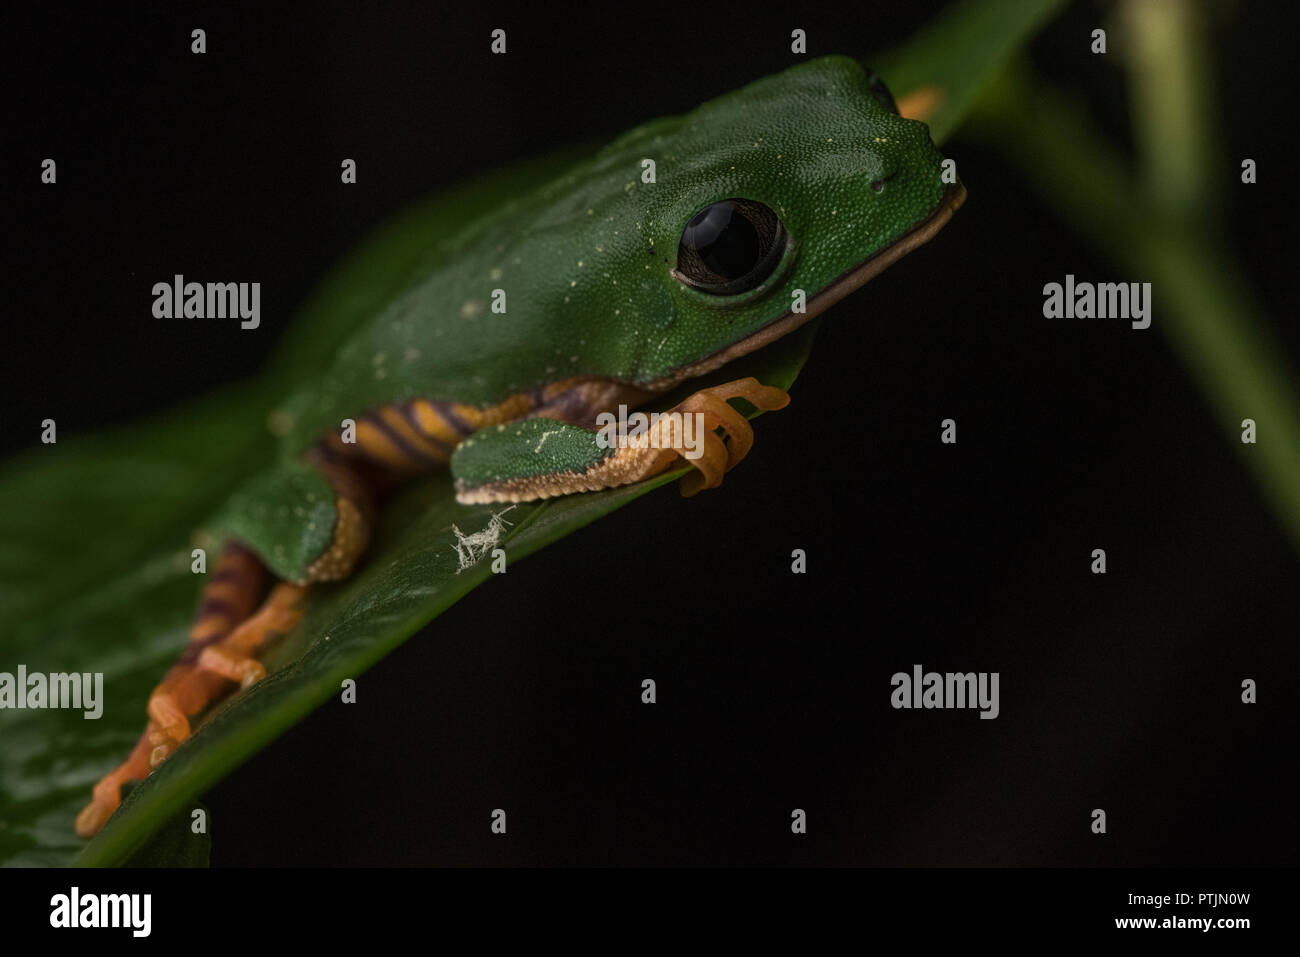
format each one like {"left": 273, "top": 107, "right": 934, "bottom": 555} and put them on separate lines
{"left": 648, "top": 181, "right": 968, "bottom": 390}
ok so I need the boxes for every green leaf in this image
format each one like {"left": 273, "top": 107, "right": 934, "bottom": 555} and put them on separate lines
{"left": 873, "top": 0, "right": 1068, "bottom": 145}
{"left": 120, "top": 801, "right": 211, "bottom": 868}
{"left": 0, "top": 1, "right": 1060, "bottom": 867}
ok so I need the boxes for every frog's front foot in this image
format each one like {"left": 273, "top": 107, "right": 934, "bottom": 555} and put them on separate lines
{"left": 453, "top": 376, "right": 790, "bottom": 503}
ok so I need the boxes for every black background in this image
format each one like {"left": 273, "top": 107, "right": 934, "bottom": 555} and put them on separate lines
{"left": 5, "top": 1, "right": 1299, "bottom": 866}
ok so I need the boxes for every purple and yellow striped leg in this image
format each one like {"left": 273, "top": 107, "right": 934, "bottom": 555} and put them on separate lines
{"left": 75, "top": 543, "right": 268, "bottom": 837}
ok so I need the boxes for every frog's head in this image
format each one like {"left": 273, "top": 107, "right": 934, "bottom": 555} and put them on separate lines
{"left": 594, "top": 55, "right": 965, "bottom": 387}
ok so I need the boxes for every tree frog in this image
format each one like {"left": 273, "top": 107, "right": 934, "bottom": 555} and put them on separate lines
{"left": 76, "top": 54, "right": 964, "bottom": 836}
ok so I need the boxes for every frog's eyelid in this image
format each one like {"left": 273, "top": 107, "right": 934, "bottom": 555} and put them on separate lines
{"left": 862, "top": 65, "right": 900, "bottom": 115}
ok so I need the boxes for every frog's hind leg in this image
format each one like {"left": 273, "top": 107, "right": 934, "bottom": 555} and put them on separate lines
{"left": 141, "top": 454, "right": 376, "bottom": 764}
{"left": 74, "top": 579, "right": 310, "bottom": 838}
{"left": 75, "top": 542, "right": 268, "bottom": 837}
{"left": 143, "top": 581, "right": 310, "bottom": 768}
{"left": 76, "top": 454, "right": 377, "bottom": 838}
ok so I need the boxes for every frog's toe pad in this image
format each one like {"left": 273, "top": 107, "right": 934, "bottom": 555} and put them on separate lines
{"left": 145, "top": 692, "right": 192, "bottom": 768}
{"left": 75, "top": 730, "right": 155, "bottom": 838}
{"left": 198, "top": 647, "right": 267, "bottom": 689}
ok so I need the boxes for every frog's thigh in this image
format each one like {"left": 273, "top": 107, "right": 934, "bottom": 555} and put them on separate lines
{"left": 453, "top": 377, "right": 790, "bottom": 504}
{"left": 208, "top": 455, "right": 374, "bottom": 585}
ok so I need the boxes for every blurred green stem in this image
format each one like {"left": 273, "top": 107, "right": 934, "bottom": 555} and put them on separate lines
{"left": 1121, "top": 0, "right": 1216, "bottom": 223}
{"left": 969, "top": 66, "right": 1300, "bottom": 553}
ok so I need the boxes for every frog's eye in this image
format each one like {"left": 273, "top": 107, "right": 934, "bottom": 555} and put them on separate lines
{"left": 864, "top": 68, "right": 900, "bottom": 115}
{"left": 674, "top": 199, "right": 787, "bottom": 296}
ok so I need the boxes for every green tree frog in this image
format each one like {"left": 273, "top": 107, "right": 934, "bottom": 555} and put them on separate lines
{"left": 76, "top": 55, "right": 964, "bottom": 837}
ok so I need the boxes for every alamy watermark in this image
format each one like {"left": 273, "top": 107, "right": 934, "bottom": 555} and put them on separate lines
{"left": 1042, "top": 274, "right": 1151, "bottom": 330}
{"left": 594, "top": 405, "right": 707, "bottom": 459}
{"left": 152, "top": 274, "right": 260, "bottom": 329}
{"left": 50, "top": 887, "right": 150, "bottom": 937}
{"left": 0, "top": 665, "right": 103, "bottom": 719}
{"left": 890, "top": 664, "right": 999, "bottom": 719}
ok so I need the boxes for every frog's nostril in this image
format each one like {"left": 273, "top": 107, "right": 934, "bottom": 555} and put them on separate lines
{"left": 870, "top": 170, "right": 898, "bottom": 193}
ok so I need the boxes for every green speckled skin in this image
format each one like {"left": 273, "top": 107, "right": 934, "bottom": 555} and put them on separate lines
{"left": 274, "top": 56, "right": 949, "bottom": 458}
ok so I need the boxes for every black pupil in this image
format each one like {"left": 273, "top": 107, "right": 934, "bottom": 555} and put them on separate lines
{"left": 683, "top": 202, "right": 762, "bottom": 281}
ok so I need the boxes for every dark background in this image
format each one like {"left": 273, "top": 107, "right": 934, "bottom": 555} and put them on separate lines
{"left": 5, "top": 1, "right": 1298, "bottom": 865}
